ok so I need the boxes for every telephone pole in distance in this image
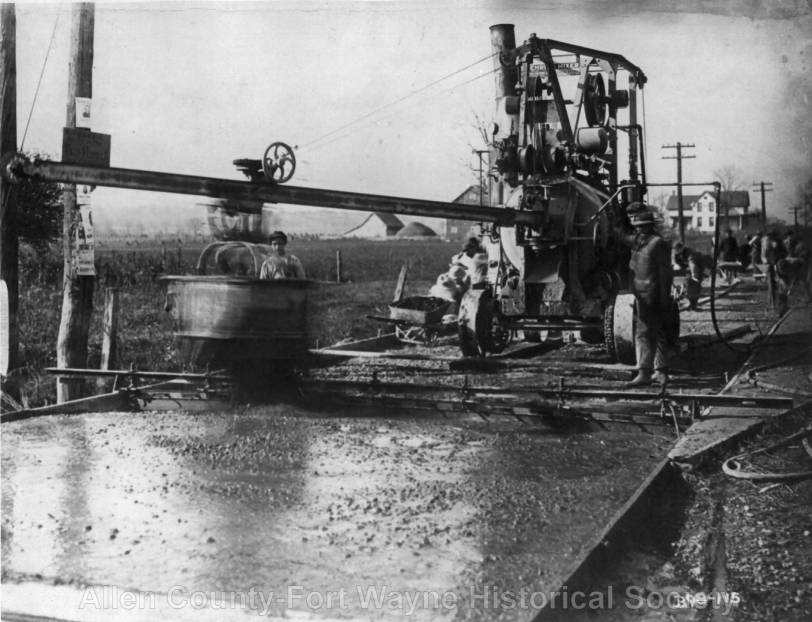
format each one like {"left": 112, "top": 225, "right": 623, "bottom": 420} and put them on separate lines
{"left": 662, "top": 142, "right": 696, "bottom": 244}
{"left": 751, "top": 181, "right": 773, "bottom": 228}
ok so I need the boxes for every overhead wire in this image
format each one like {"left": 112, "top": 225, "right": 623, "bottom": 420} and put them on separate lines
{"left": 303, "top": 66, "right": 499, "bottom": 156}
{"left": 20, "top": 9, "right": 62, "bottom": 152}
{"left": 299, "top": 52, "right": 497, "bottom": 152}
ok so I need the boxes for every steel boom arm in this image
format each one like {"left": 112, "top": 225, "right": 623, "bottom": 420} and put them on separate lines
{"left": 4, "top": 155, "right": 541, "bottom": 227}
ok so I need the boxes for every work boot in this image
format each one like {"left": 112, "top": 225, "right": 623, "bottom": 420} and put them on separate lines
{"left": 626, "top": 370, "right": 653, "bottom": 387}
{"left": 652, "top": 371, "right": 669, "bottom": 385}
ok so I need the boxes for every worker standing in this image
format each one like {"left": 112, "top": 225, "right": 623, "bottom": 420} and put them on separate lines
{"left": 764, "top": 229, "right": 787, "bottom": 311}
{"left": 622, "top": 209, "right": 674, "bottom": 387}
{"left": 717, "top": 229, "right": 740, "bottom": 284}
{"left": 451, "top": 237, "right": 488, "bottom": 286}
{"left": 672, "top": 241, "right": 705, "bottom": 310}
{"left": 748, "top": 231, "right": 763, "bottom": 276}
{"left": 259, "top": 230, "right": 306, "bottom": 280}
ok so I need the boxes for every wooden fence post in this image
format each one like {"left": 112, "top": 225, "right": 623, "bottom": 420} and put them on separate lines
{"left": 100, "top": 287, "right": 118, "bottom": 370}
{"left": 335, "top": 250, "right": 342, "bottom": 283}
{"left": 393, "top": 264, "right": 408, "bottom": 302}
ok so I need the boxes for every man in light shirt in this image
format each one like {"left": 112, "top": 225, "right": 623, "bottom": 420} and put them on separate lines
{"left": 259, "top": 230, "right": 306, "bottom": 280}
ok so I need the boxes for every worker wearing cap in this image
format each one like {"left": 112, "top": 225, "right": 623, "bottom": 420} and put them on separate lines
{"left": 451, "top": 237, "right": 488, "bottom": 286}
{"left": 259, "top": 230, "right": 306, "bottom": 280}
{"left": 672, "top": 241, "right": 705, "bottom": 310}
{"left": 623, "top": 209, "right": 674, "bottom": 386}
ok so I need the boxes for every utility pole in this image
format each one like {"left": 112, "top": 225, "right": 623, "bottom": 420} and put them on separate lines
{"left": 473, "top": 149, "right": 488, "bottom": 208}
{"left": 790, "top": 205, "right": 801, "bottom": 228}
{"left": 751, "top": 181, "right": 773, "bottom": 228}
{"left": 56, "top": 3, "right": 95, "bottom": 402}
{"left": 1, "top": 4, "right": 18, "bottom": 381}
{"left": 662, "top": 142, "right": 695, "bottom": 244}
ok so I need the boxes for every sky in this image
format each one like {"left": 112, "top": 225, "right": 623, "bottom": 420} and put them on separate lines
{"left": 11, "top": 0, "right": 812, "bottom": 233}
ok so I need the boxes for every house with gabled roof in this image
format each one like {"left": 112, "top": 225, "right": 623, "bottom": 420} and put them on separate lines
{"left": 665, "top": 190, "right": 756, "bottom": 233}
{"left": 343, "top": 212, "right": 404, "bottom": 238}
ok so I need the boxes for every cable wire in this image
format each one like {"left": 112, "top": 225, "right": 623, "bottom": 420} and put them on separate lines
{"left": 304, "top": 66, "right": 498, "bottom": 155}
{"left": 299, "top": 52, "right": 496, "bottom": 151}
{"left": 20, "top": 10, "right": 61, "bottom": 151}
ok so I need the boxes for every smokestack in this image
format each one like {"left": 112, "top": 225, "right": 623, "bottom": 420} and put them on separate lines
{"left": 489, "top": 24, "right": 517, "bottom": 101}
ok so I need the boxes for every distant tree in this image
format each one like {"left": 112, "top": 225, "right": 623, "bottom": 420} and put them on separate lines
{"left": 713, "top": 165, "right": 746, "bottom": 227}
{"left": 14, "top": 153, "right": 62, "bottom": 249}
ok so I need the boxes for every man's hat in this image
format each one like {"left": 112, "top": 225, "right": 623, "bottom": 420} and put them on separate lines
{"left": 629, "top": 210, "right": 655, "bottom": 226}
{"left": 269, "top": 230, "right": 288, "bottom": 244}
{"left": 463, "top": 236, "right": 481, "bottom": 253}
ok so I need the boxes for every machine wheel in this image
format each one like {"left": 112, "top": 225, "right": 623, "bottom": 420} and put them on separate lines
{"left": 262, "top": 142, "right": 296, "bottom": 183}
{"left": 458, "top": 288, "right": 507, "bottom": 357}
{"left": 584, "top": 74, "right": 607, "bottom": 127}
{"left": 604, "top": 293, "right": 636, "bottom": 365}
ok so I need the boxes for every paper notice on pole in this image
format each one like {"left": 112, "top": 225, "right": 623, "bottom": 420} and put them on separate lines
{"left": 75, "top": 97, "right": 92, "bottom": 128}
{"left": 74, "top": 204, "right": 96, "bottom": 276}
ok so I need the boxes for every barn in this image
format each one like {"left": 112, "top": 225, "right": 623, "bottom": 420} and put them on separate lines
{"left": 443, "top": 185, "right": 488, "bottom": 242}
{"left": 343, "top": 212, "right": 404, "bottom": 238}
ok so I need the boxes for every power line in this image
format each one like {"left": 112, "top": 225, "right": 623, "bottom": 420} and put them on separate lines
{"left": 20, "top": 9, "right": 62, "bottom": 151}
{"left": 304, "top": 66, "right": 498, "bottom": 155}
{"left": 299, "top": 52, "right": 496, "bottom": 151}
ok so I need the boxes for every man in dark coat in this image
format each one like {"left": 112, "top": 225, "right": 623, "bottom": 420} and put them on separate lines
{"left": 623, "top": 209, "right": 674, "bottom": 386}
{"left": 717, "top": 229, "right": 740, "bottom": 284}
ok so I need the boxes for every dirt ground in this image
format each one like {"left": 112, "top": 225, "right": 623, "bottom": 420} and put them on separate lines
{"left": 2, "top": 276, "right": 808, "bottom": 621}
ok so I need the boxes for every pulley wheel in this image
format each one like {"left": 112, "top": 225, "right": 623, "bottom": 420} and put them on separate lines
{"left": 583, "top": 74, "right": 607, "bottom": 127}
{"left": 262, "top": 142, "right": 296, "bottom": 184}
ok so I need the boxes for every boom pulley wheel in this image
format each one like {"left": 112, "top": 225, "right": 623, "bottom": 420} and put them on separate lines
{"left": 262, "top": 142, "right": 296, "bottom": 184}
{"left": 583, "top": 74, "right": 607, "bottom": 127}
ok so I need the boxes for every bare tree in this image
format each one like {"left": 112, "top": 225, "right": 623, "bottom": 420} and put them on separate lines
{"left": 713, "top": 165, "right": 746, "bottom": 227}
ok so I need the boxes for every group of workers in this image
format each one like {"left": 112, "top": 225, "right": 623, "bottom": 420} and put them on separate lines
{"left": 625, "top": 207, "right": 811, "bottom": 386}
{"left": 260, "top": 213, "right": 809, "bottom": 389}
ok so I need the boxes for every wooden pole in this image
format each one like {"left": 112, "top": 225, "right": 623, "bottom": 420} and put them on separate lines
{"left": 335, "top": 249, "right": 341, "bottom": 283}
{"left": 56, "top": 3, "right": 95, "bottom": 402}
{"left": 393, "top": 264, "right": 408, "bottom": 302}
{"left": 100, "top": 287, "right": 118, "bottom": 370}
{"left": 0, "top": 4, "right": 19, "bottom": 382}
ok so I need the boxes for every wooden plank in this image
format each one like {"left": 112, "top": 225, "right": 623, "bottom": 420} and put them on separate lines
{"left": 100, "top": 287, "right": 119, "bottom": 369}
{"left": 1, "top": 390, "right": 134, "bottom": 423}
{"left": 393, "top": 264, "right": 408, "bottom": 302}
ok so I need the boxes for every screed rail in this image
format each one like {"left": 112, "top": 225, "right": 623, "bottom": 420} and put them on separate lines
{"left": 2, "top": 155, "right": 542, "bottom": 227}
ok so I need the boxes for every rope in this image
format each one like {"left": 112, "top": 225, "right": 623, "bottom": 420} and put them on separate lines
{"left": 20, "top": 10, "right": 62, "bottom": 151}
{"left": 299, "top": 52, "right": 497, "bottom": 151}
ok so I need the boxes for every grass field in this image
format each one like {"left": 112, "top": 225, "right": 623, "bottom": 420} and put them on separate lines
{"left": 12, "top": 238, "right": 457, "bottom": 407}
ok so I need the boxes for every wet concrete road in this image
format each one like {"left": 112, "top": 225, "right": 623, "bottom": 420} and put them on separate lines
{"left": 1, "top": 406, "right": 670, "bottom": 620}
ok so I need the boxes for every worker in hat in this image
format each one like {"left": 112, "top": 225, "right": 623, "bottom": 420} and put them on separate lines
{"left": 622, "top": 209, "right": 675, "bottom": 386}
{"left": 259, "top": 230, "right": 306, "bottom": 280}
{"left": 450, "top": 236, "right": 488, "bottom": 286}
{"left": 672, "top": 241, "right": 706, "bottom": 310}
{"left": 717, "top": 229, "right": 740, "bottom": 285}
